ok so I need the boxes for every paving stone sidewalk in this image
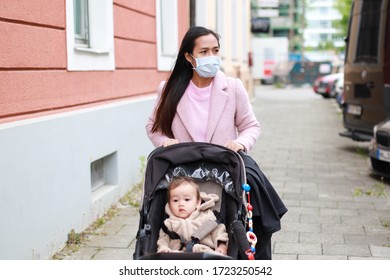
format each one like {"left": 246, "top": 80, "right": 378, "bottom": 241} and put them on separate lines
{"left": 58, "top": 85, "right": 390, "bottom": 260}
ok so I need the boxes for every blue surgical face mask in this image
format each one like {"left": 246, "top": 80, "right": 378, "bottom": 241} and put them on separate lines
{"left": 190, "top": 54, "right": 221, "bottom": 78}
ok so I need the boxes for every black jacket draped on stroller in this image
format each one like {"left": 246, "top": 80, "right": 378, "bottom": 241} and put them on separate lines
{"left": 133, "top": 142, "right": 287, "bottom": 260}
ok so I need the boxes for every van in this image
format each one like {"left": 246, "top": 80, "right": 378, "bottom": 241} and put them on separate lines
{"left": 339, "top": 0, "right": 390, "bottom": 141}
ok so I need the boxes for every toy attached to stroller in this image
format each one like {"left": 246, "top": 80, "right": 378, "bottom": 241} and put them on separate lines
{"left": 133, "top": 142, "right": 260, "bottom": 260}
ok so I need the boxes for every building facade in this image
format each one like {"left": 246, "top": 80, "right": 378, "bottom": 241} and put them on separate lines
{"left": 193, "top": 0, "right": 253, "bottom": 96}
{"left": 0, "top": 0, "right": 188, "bottom": 260}
{"left": 251, "top": 0, "right": 304, "bottom": 53}
{"left": 0, "top": 0, "right": 253, "bottom": 259}
{"left": 304, "top": 0, "right": 344, "bottom": 49}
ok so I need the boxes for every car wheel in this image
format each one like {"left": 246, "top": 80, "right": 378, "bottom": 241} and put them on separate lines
{"left": 329, "top": 87, "right": 337, "bottom": 98}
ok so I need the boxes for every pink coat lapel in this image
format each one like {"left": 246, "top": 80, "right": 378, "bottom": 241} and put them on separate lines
{"left": 205, "top": 72, "right": 228, "bottom": 142}
{"left": 176, "top": 99, "right": 196, "bottom": 140}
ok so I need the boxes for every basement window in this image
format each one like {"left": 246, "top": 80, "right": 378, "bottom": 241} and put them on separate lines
{"left": 90, "top": 152, "right": 118, "bottom": 192}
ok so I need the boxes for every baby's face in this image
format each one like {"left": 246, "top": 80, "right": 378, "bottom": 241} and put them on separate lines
{"left": 169, "top": 182, "right": 200, "bottom": 219}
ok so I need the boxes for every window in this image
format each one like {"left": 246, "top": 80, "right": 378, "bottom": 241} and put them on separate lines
{"left": 318, "top": 7, "right": 329, "bottom": 15}
{"left": 156, "top": 0, "right": 178, "bottom": 71}
{"left": 319, "top": 21, "right": 330, "bottom": 28}
{"left": 320, "top": 34, "right": 329, "bottom": 41}
{"left": 279, "top": 4, "right": 289, "bottom": 16}
{"left": 73, "top": 0, "right": 89, "bottom": 47}
{"left": 332, "top": 33, "right": 344, "bottom": 41}
{"left": 66, "top": 0, "right": 115, "bottom": 71}
{"left": 91, "top": 152, "right": 118, "bottom": 192}
{"left": 355, "top": 0, "right": 382, "bottom": 63}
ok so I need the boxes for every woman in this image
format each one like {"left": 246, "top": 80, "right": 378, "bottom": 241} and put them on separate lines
{"left": 146, "top": 26, "right": 260, "bottom": 153}
{"left": 146, "top": 26, "right": 287, "bottom": 259}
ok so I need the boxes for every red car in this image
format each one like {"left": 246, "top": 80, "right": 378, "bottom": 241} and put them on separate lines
{"left": 313, "top": 73, "right": 344, "bottom": 98}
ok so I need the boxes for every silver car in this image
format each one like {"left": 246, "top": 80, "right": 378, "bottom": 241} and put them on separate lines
{"left": 369, "top": 119, "right": 390, "bottom": 177}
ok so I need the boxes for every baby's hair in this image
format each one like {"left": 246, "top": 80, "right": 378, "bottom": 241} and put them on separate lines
{"left": 167, "top": 177, "right": 201, "bottom": 201}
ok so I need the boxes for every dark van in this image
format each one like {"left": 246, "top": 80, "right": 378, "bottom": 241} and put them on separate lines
{"left": 339, "top": 0, "right": 390, "bottom": 141}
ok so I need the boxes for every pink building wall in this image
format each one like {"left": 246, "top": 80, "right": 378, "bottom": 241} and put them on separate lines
{"left": 0, "top": 0, "right": 189, "bottom": 123}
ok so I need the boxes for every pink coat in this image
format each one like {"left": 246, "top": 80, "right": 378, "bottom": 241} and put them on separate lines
{"left": 146, "top": 71, "right": 261, "bottom": 152}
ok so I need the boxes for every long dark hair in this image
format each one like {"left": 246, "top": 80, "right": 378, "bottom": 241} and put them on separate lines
{"left": 151, "top": 26, "right": 220, "bottom": 138}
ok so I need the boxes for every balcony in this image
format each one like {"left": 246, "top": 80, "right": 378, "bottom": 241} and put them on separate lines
{"left": 271, "top": 16, "right": 293, "bottom": 28}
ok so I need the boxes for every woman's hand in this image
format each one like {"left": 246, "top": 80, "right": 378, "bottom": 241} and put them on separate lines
{"left": 162, "top": 138, "right": 179, "bottom": 147}
{"left": 224, "top": 141, "right": 244, "bottom": 152}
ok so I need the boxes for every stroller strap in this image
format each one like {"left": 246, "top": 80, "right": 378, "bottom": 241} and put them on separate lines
{"left": 161, "top": 223, "right": 190, "bottom": 251}
{"left": 191, "top": 220, "right": 218, "bottom": 241}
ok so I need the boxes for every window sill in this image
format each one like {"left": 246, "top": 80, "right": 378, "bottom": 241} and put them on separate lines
{"left": 74, "top": 47, "right": 111, "bottom": 54}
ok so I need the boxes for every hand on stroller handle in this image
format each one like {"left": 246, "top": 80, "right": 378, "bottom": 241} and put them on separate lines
{"left": 162, "top": 139, "right": 245, "bottom": 153}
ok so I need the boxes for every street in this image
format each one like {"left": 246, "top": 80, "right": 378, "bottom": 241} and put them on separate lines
{"left": 252, "top": 85, "right": 390, "bottom": 259}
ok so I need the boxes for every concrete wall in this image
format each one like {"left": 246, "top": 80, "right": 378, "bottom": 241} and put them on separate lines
{"left": 0, "top": 96, "right": 155, "bottom": 259}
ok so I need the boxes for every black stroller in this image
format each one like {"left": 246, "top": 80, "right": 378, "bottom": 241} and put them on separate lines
{"left": 133, "top": 142, "right": 260, "bottom": 260}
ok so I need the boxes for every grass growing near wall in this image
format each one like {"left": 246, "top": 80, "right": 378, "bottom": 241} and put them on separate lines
{"left": 119, "top": 156, "right": 146, "bottom": 208}
{"left": 52, "top": 206, "right": 119, "bottom": 259}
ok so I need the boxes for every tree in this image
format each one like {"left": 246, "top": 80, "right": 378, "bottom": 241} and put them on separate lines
{"left": 334, "top": 0, "right": 353, "bottom": 37}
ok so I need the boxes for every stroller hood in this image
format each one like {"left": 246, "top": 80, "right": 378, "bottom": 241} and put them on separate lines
{"left": 142, "top": 142, "right": 246, "bottom": 205}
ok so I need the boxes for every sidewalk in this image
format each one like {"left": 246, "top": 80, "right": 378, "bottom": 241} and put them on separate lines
{"left": 56, "top": 85, "right": 390, "bottom": 260}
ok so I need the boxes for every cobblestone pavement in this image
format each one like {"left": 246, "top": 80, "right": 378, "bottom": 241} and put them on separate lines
{"left": 59, "top": 85, "right": 390, "bottom": 260}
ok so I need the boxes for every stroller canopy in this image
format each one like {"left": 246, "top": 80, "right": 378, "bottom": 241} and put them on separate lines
{"left": 142, "top": 142, "right": 246, "bottom": 204}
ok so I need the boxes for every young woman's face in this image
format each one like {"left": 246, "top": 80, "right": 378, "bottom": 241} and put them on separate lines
{"left": 186, "top": 34, "right": 220, "bottom": 64}
{"left": 169, "top": 181, "right": 200, "bottom": 219}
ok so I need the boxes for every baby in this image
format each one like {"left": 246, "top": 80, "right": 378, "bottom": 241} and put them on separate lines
{"left": 157, "top": 177, "right": 228, "bottom": 254}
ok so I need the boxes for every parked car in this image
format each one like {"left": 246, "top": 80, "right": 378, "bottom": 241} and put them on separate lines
{"left": 334, "top": 75, "right": 344, "bottom": 107}
{"left": 313, "top": 72, "right": 344, "bottom": 98}
{"left": 369, "top": 119, "right": 390, "bottom": 177}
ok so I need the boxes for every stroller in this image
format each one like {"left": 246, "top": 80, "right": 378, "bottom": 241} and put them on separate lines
{"left": 133, "top": 142, "right": 259, "bottom": 260}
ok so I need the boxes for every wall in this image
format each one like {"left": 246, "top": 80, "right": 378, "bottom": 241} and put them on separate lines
{"left": 0, "top": 0, "right": 189, "bottom": 259}
{"left": 0, "top": 97, "right": 155, "bottom": 259}
{"left": 0, "top": 0, "right": 167, "bottom": 123}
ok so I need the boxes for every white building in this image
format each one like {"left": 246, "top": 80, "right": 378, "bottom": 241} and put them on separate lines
{"left": 304, "top": 0, "right": 344, "bottom": 48}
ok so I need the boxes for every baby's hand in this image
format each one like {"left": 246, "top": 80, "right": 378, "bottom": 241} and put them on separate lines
{"left": 216, "top": 243, "right": 227, "bottom": 255}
